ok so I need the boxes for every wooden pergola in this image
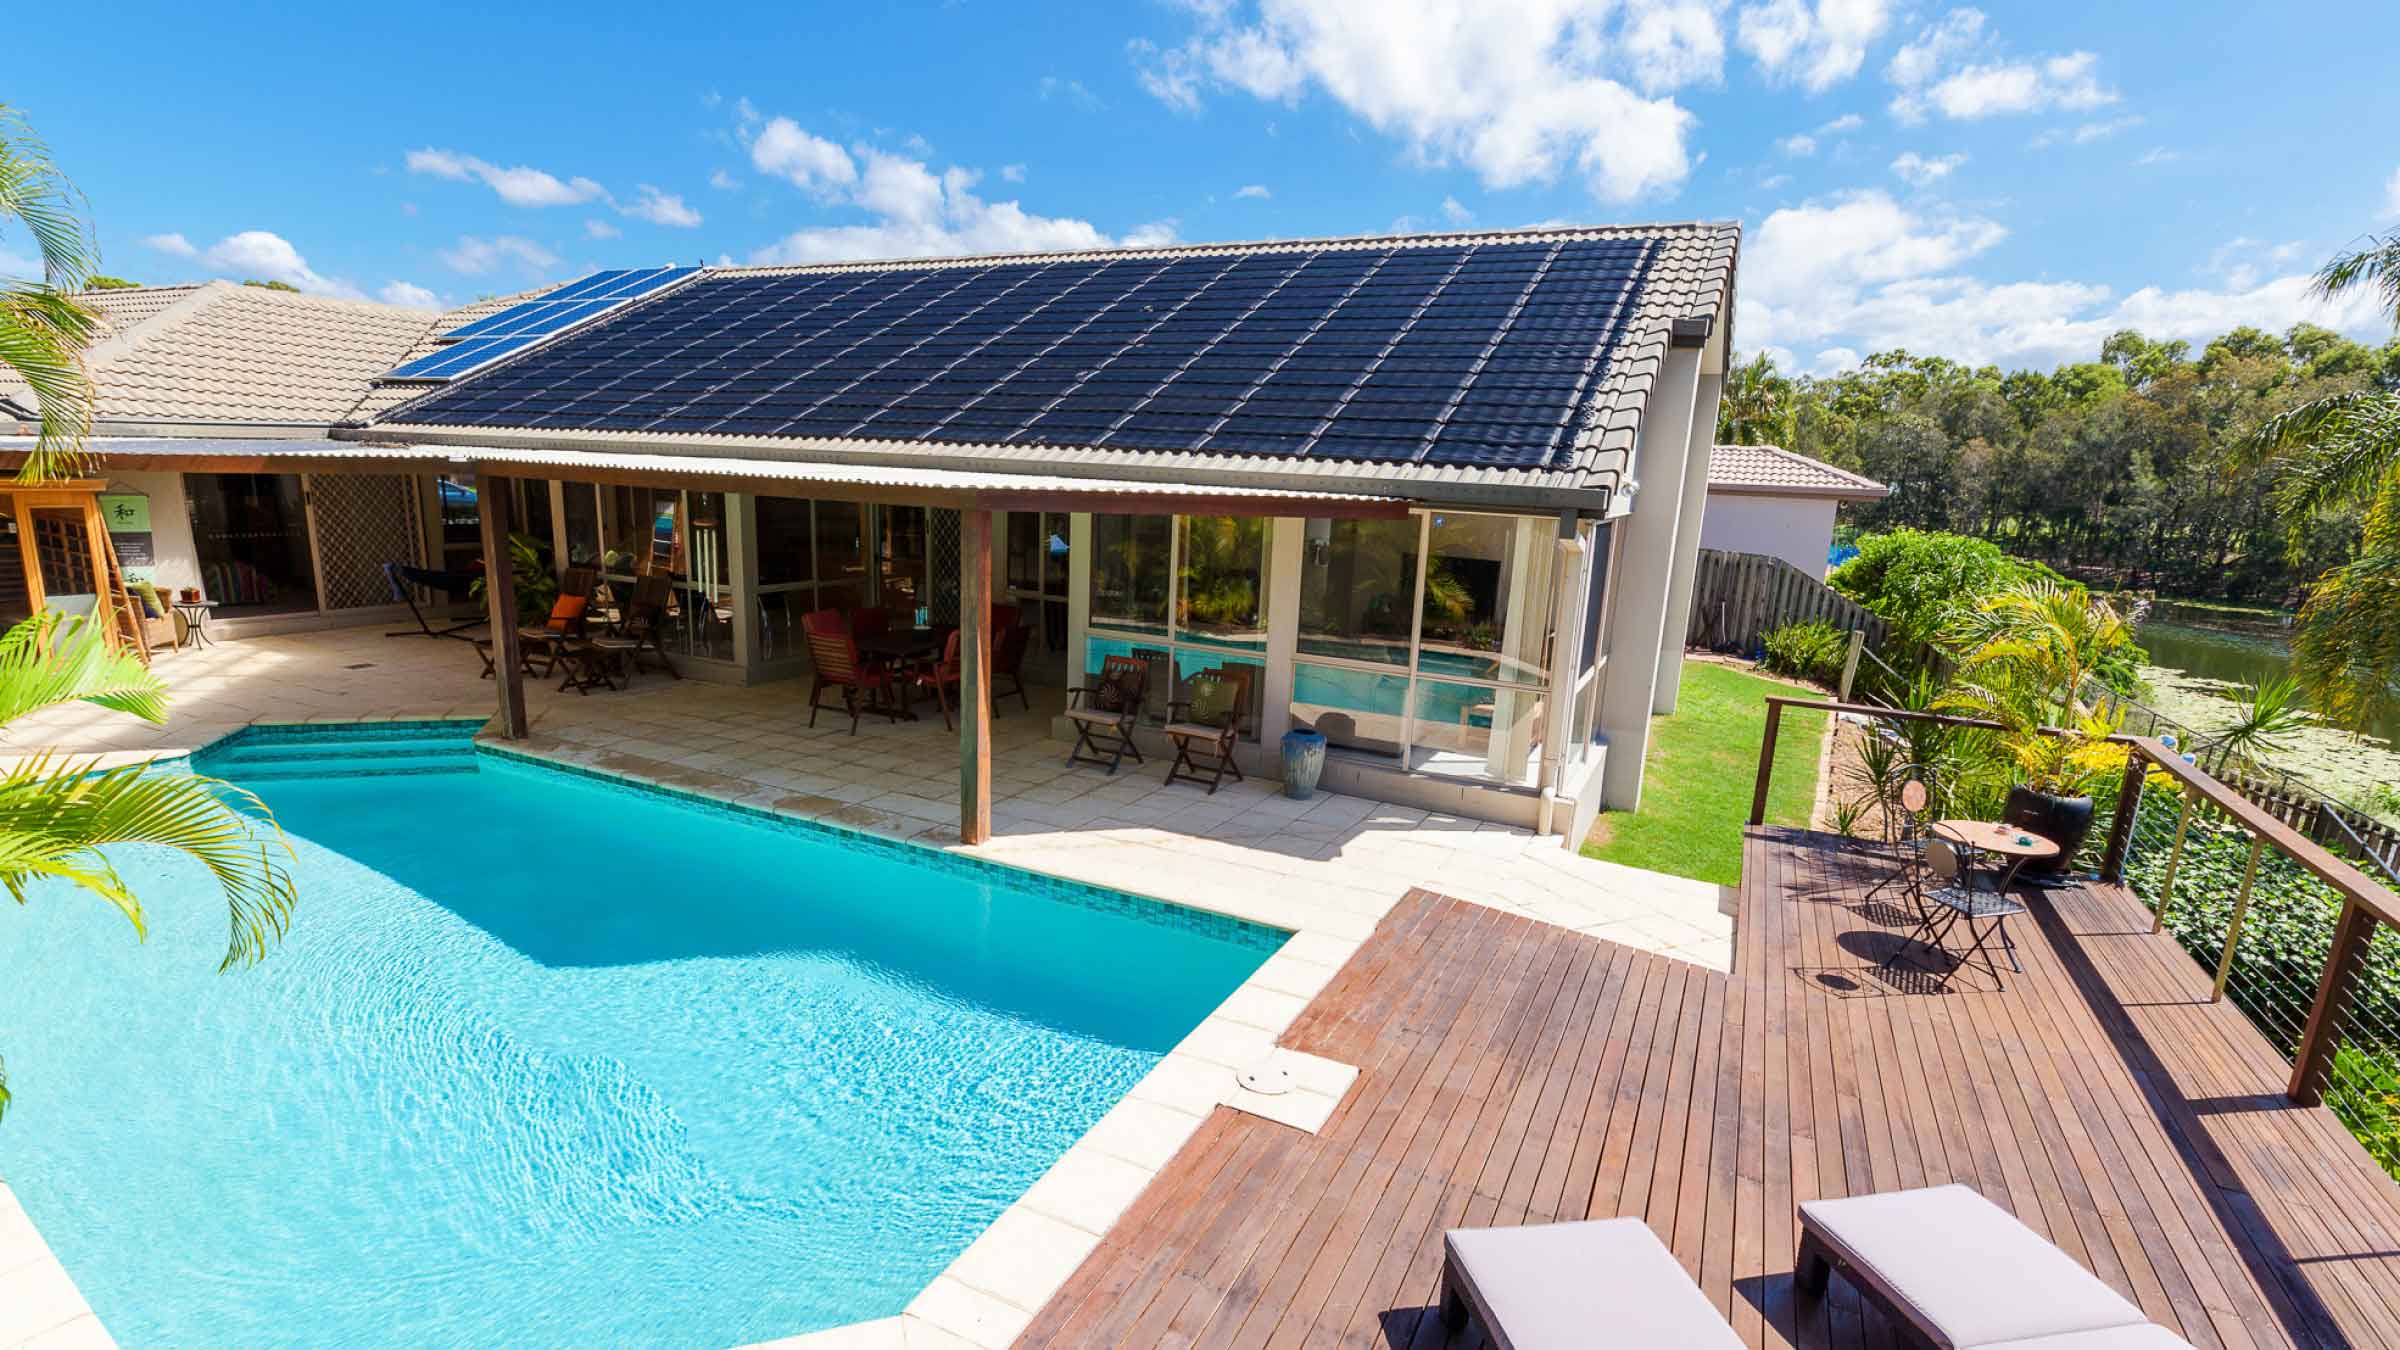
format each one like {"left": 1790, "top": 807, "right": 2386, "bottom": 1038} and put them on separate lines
{"left": 468, "top": 463, "right": 1410, "bottom": 845}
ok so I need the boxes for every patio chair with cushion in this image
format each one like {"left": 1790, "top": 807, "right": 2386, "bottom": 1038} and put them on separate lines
{"left": 1065, "top": 654, "right": 1149, "bottom": 774}
{"left": 1164, "top": 664, "right": 1252, "bottom": 794}
{"left": 1440, "top": 1217, "right": 1744, "bottom": 1349}
{"left": 908, "top": 629, "right": 964, "bottom": 730}
{"left": 617, "top": 574, "right": 681, "bottom": 679}
{"left": 803, "top": 608, "right": 901, "bottom": 734}
{"left": 1798, "top": 1184, "right": 2193, "bottom": 1347}
{"left": 516, "top": 593, "right": 592, "bottom": 677}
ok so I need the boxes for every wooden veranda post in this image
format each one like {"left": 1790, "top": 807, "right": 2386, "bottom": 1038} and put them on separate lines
{"left": 479, "top": 471, "right": 527, "bottom": 740}
{"left": 1749, "top": 698, "right": 1784, "bottom": 826}
{"left": 959, "top": 508, "right": 993, "bottom": 845}
{"left": 2291, "top": 897, "right": 2378, "bottom": 1104}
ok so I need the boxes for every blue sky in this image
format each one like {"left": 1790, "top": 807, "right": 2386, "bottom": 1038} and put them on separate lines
{"left": 9, "top": 0, "right": 2397, "bottom": 373}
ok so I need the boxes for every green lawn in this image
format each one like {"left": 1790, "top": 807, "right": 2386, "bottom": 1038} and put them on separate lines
{"left": 1581, "top": 661, "right": 1827, "bottom": 886}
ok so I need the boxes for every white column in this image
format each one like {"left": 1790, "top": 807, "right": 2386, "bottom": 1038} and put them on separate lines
{"left": 547, "top": 480, "right": 570, "bottom": 569}
{"left": 1066, "top": 512, "right": 1093, "bottom": 686}
{"left": 728, "top": 492, "right": 759, "bottom": 672}
{"left": 1259, "top": 516, "right": 1304, "bottom": 745}
{"left": 1597, "top": 342, "right": 1704, "bottom": 811}
{"left": 1653, "top": 369, "right": 1726, "bottom": 715}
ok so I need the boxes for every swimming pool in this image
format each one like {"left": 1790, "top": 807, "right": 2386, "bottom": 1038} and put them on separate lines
{"left": 0, "top": 724, "right": 1281, "bottom": 1347}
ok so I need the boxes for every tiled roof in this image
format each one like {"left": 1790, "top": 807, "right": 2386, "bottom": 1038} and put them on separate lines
{"left": 363, "top": 222, "right": 1740, "bottom": 507}
{"left": 341, "top": 284, "right": 562, "bottom": 423}
{"left": 0, "top": 283, "right": 563, "bottom": 436}
{"left": 1707, "top": 444, "right": 1888, "bottom": 499}
{"left": 0, "top": 282, "right": 438, "bottom": 432}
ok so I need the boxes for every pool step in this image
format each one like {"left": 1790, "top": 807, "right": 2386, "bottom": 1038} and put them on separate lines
{"left": 199, "top": 725, "right": 483, "bottom": 782}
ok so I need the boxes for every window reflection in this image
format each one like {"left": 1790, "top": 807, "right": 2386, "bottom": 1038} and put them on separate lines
{"left": 1091, "top": 514, "right": 1170, "bottom": 634}
{"left": 1175, "top": 516, "right": 1269, "bottom": 651}
{"left": 1298, "top": 517, "right": 1417, "bottom": 666}
{"left": 1419, "top": 514, "right": 1557, "bottom": 686}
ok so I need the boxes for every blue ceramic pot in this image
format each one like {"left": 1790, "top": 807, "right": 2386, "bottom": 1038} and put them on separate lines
{"left": 1281, "top": 728, "right": 1327, "bottom": 800}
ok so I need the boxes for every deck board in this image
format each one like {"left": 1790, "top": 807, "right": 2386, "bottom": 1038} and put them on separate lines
{"left": 1016, "top": 826, "right": 2400, "bottom": 1349}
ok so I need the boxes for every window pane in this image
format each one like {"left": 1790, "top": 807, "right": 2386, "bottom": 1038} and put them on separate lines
{"left": 1291, "top": 661, "right": 1406, "bottom": 758}
{"left": 1580, "top": 522, "right": 1610, "bottom": 674}
{"left": 1297, "top": 517, "right": 1416, "bottom": 666}
{"left": 561, "top": 482, "right": 601, "bottom": 566}
{"left": 880, "top": 505, "right": 927, "bottom": 617}
{"left": 1006, "top": 512, "right": 1043, "bottom": 593}
{"left": 1175, "top": 516, "right": 1270, "bottom": 653}
{"left": 756, "top": 496, "right": 815, "bottom": 586}
{"left": 601, "top": 486, "right": 681, "bottom": 575}
{"left": 438, "top": 473, "right": 479, "bottom": 555}
{"left": 517, "top": 479, "right": 554, "bottom": 554}
{"left": 1410, "top": 677, "right": 1541, "bottom": 785}
{"left": 1420, "top": 513, "right": 1558, "bottom": 686}
{"left": 815, "top": 501, "right": 867, "bottom": 611}
{"left": 1090, "top": 514, "right": 1170, "bottom": 635}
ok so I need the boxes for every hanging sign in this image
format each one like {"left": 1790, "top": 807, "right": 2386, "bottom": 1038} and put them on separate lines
{"left": 97, "top": 493, "right": 156, "bottom": 575}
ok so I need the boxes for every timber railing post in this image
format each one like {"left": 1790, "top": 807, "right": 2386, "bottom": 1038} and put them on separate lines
{"left": 2151, "top": 788, "right": 2195, "bottom": 934}
{"left": 2100, "top": 749, "right": 2147, "bottom": 883}
{"left": 1838, "top": 629, "right": 1865, "bottom": 701}
{"left": 2291, "top": 897, "right": 2378, "bottom": 1104}
{"left": 2211, "top": 834, "right": 2265, "bottom": 1003}
{"left": 1750, "top": 698, "right": 1784, "bottom": 827}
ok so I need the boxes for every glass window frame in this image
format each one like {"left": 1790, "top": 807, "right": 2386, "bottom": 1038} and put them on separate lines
{"left": 1083, "top": 512, "right": 1269, "bottom": 742}
{"left": 1288, "top": 508, "right": 1565, "bottom": 783}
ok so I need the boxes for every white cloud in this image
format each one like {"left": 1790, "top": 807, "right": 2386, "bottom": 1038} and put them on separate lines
{"left": 191, "top": 230, "right": 362, "bottom": 298}
{"left": 1887, "top": 11, "right": 2117, "bottom": 124}
{"left": 1817, "top": 112, "right": 1865, "bottom": 135}
{"left": 1739, "top": 190, "right": 2390, "bottom": 369}
{"left": 749, "top": 118, "right": 859, "bottom": 194}
{"left": 140, "top": 232, "right": 197, "bottom": 258}
{"left": 2386, "top": 167, "right": 2400, "bottom": 218}
{"left": 1037, "top": 75, "right": 1106, "bottom": 111}
{"left": 2134, "top": 146, "right": 2185, "bottom": 167}
{"left": 1130, "top": 0, "right": 1705, "bottom": 203}
{"left": 379, "top": 280, "right": 442, "bottom": 309}
{"left": 999, "top": 163, "right": 1027, "bottom": 183}
{"left": 1738, "top": 0, "right": 1895, "bottom": 93}
{"left": 1778, "top": 133, "right": 1817, "bottom": 158}
{"left": 1890, "top": 150, "right": 1965, "bottom": 185}
{"left": 439, "top": 234, "right": 561, "bottom": 276}
{"left": 405, "top": 147, "right": 605, "bottom": 207}
{"left": 584, "top": 218, "right": 622, "bottom": 240}
{"left": 745, "top": 115, "right": 1178, "bottom": 265}
{"left": 620, "top": 185, "right": 702, "bottom": 227}
{"left": 1758, "top": 171, "right": 1793, "bottom": 190}
{"left": 1234, "top": 183, "right": 1272, "bottom": 199}
{"left": 1809, "top": 346, "right": 1863, "bottom": 375}
{"left": 709, "top": 169, "right": 741, "bottom": 191}
{"left": 1441, "top": 194, "right": 1473, "bottom": 224}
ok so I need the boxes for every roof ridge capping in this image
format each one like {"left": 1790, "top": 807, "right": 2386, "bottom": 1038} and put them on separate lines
{"left": 722, "top": 218, "right": 1740, "bottom": 280}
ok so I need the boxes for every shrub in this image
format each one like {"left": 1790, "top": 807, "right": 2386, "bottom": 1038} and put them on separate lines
{"left": 1761, "top": 620, "right": 1849, "bottom": 687}
{"left": 1829, "top": 529, "right": 2065, "bottom": 650}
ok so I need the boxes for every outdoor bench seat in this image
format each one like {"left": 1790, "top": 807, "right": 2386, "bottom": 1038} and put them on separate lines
{"left": 1441, "top": 1217, "right": 1743, "bottom": 1349}
{"left": 1797, "top": 1184, "right": 2192, "bottom": 1349}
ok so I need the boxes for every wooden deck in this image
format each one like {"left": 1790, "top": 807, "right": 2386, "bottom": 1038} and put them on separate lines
{"left": 1019, "top": 826, "right": 2400, "bottom": 1348}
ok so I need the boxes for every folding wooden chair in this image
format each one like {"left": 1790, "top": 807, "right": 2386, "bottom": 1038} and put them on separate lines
{"left": 1065, "top": 654, "right": 1149, "bottom": 774}
{"left": 1164, "top": 665, "right": 1252, "bottom": 794}
{"left": 802, "top": 608, "right": 901, "bottom": 734}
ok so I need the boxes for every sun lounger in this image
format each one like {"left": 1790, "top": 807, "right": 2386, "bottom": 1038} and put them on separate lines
{"left": 1441, "top": 1217, "right": 1743, "bottom": 1349}
{"left": 1798, "top": 1184, "right": 2193, "bottom": 1348}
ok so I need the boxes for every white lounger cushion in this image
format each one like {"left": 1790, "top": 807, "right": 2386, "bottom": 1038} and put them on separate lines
{"left": 1981, "top": 1327, "right": 2194, "bottom": 1349}
{"left": 1444, "top": 1217, "right": 1742, "bottom": 1349}
{"left": 1800, "top": 1185, "right": 2155, "bottom": 1348}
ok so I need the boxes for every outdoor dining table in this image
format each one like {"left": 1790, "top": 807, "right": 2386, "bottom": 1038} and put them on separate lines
{"left": 853, "top": 627, "right": 945, "bottom": 719}
{"left": 1931, "top": 819, "right": 2062, "bottom": 895}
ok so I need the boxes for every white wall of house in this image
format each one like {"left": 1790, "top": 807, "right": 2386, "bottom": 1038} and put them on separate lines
{"left": 1698, "top": 492, "right": 1840, "bottom": 579}
{"left": 99, "top": 470, "right": 203, "bottom": 599}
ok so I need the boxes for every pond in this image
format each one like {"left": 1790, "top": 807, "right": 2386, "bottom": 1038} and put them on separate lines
{"left": 2131, "top": 620, "right": 2400, "bottom": 817}
{"left": 2134, "top": 620, "right": 2400, "bottom": 747}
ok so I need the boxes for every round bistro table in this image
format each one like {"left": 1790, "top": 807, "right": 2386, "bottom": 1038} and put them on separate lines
{"left": 1932, "top": 819, "right": 2061, "bottom": 895}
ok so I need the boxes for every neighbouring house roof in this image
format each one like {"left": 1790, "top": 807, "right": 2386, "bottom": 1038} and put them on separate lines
{"left": 353, "top": 222, "right": 1741, "bottom": 511}
{"left": 0, "top": 282, "right": 555, "bottom": 438}
{"left": 1706, "top": 444, "right": 1889, "bottom": 501}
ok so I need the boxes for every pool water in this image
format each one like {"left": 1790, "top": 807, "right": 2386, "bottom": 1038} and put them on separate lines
{"left": 0, "top": 725, "right": 1279, "bottom": 1347}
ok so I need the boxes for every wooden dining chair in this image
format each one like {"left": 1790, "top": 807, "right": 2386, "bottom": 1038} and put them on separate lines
{"left": 803, "top": 608, "right": 900, "bottom": 734}
{"left": 989, "top": 621, "right": 1033, "bottom": 716}
{"left": 1164, "top": 664, "right": 1253, "bottom": 794}
{"left": 617, "top": 573, "right": 681, "bottom": 679}
{"left": 1065, "top": 654, "right": 1149, "bottom": 773}
{"left": 850, "top": 606, "right": 891, "bottom": 639}
{"left": 908, "top": 629, "right": 965, "bottom": 730}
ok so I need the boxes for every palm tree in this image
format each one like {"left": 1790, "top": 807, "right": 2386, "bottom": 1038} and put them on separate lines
{"left": 1941, "top": 581, "right": 2139, "bottom": 799}
{"left": 2248, "top": 229, "right": 2400, "bottom": 735}
{"left": 1718, "top": 349, "right": 1794, "bottom": 447}
{"left": 0, "top": 612, "right": 298, "bottom": 1119}
{"left": 1, "top": 104, "right": 101, "bottom": 483}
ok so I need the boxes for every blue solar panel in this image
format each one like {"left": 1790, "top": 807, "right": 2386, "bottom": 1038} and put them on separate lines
{"left": 395, "top": 266, "right": 703, "bottom": 381}
{"left": 385, "top": 334, "right": 545, "bottom": 381}
{"left": 387, "top": 239, "right": 1651, "bottom": 467}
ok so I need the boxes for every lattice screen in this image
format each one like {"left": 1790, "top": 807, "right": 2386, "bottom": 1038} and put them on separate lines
{"left": 31, "top": 510, "right": 97, "bottom": 594}
{"left": 927, "top": 507, "right": 962, "bottom": 624}
{"left": 312, "top": 475, "right": 427, "bottom": 610}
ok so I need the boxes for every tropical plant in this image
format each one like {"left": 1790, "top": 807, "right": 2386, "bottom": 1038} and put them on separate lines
{"left": 469, "top": 531, "right": 559, "bottom": 627}
{"left": 1942, "top": 580, "right": 2140, "bottom": 798}
{"left": 2242, "top": 230, "right": 2400, "bottom": 736}
{"left": 0, "top": 104, "right": 102, "bottom": 483}
{"left": 2201, "top": 673, "right": 2313, "bottom": 775}
{"left": 0, "top": 611, "right": 297, "bottom": 1120}
{"left": 1829, "top": 528, "right": 2066, "bottom": 653}
{"left": 1718, "top": 349, "right": 1793, "bottom": 447}
{"left": 1760, "top": 619, "right": 1847, "bottom": 687}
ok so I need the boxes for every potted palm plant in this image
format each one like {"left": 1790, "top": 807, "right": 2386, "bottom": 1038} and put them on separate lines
{"left": 1942, "top": 582, "right": 2143, "bottom": 873}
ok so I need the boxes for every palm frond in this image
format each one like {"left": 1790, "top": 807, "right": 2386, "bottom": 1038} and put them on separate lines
{"left": 0, "top": 752, "right": 296, "bottom": 969}
{"left": 0, "top": 611, "right": 169, "bottom": 726}
{"left": 0, "top": 104, "right": 100, "bottom": 484}
{"left": 2314, "top": 231, "right": 2400, "bottom": 325}
{"left": 0, "top": 106, "right": 98, "bottom": 288}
